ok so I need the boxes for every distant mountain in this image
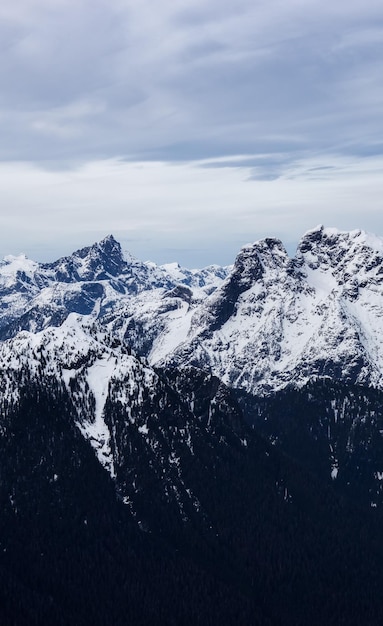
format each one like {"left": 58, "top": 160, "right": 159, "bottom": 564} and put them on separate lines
{"left": 0, "top": 235, "right": 231, "bottom": 353}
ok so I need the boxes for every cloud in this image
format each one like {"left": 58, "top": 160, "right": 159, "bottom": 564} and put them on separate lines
{"left": 0, "top": 0, "right": 382, "bottom": 170}
{"left": 0, "top": 154, "right": 382, "bottom": 266}
{"left": 0, "top": 0, "right": 383, "bottom": 265}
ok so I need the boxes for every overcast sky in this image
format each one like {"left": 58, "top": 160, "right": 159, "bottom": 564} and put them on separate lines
{"left": 1, "top": 0, "right": 383, "bottom": 267}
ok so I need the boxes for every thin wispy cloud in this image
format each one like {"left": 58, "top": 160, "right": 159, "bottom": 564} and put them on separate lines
{"left": 0, "top": 154, "right": 382, "bottom": 266}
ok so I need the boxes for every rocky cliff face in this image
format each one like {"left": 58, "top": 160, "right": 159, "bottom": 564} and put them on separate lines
{"left": 158, "top": 226, "right": 383, "bottom": 394}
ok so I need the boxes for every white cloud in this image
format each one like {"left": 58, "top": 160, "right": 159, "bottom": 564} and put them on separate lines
{"left": 0, "top": 154, "right": 382, "bottom": 265}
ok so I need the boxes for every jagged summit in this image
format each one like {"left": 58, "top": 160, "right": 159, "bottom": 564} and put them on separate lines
{"left": 99, "top": 233, "right": 118, "bottom": 244}
{"left": 41, "top": 233, "right": 126, "bottom": 281}
{"left": 237, "top": 237, "right": 290, "bottom": 276}
{"left": 0, "top": 234, "right": 230, "bottom": 344}
{"left": 297, "top": 224, "right": 383, "bottom": 255}
{"left": 296, "top": 226, "right": 383, "bottom": 293}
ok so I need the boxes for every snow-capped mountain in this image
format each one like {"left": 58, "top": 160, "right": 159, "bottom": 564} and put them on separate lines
{"left": 4, "top": 226, "right": 383, "bottom": 398}
{"left": 157, "top": 226, "right": 383, "bottom": 394}
{"left": 3, "top": 227, "right": 383, "bottom": 625}
{"left": 1, "top": 226, "right": 383, "bottom": 500}
{"left": 0, "top": 235, "right": 231, "bottom": 356}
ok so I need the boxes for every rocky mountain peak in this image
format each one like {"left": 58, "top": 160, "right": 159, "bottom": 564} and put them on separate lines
{"left": 43, "top": 234, "right": 127, "bottom": 282}
{"left": 296, "top": 226, "right": 383, "bottom": 290}
{"left": 228, "top": 236, "right": 289, "bottom": 292}
{"left": 157, "top": 227, "right": 383, "bottom": 396}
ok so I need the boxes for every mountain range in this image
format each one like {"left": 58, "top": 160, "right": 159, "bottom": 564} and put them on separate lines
{"left": 1, "top": 226, "right": 383, "bottom": 625}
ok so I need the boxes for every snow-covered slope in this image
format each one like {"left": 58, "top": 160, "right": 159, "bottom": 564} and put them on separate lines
{"left": 0, "top": 313, "right": 148, "bottom": 475}
{"left": 0, "top": 235, "right": 230, "bottom": 350}
{"left": 0, "top": 312, "right": 250, "bottom": 526}
{"left": 1, "top": 226, "right": 383, "bottom": 400}
{"left": 156, "top": 226, "right": 383, "bottom": 394}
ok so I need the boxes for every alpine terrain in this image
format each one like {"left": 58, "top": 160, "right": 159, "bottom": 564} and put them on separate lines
{"left": 2, "top": 225, "right": 383, "bottom": 625}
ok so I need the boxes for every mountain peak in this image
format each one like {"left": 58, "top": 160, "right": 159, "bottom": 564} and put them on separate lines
{"left": 235, "top": 236, "right": 289, "bottom": 281}
{"left": 78, "top": 233, "right": 122, "bottom": 259}
{"left": 96, "top": 233, "right": 120, "bottom": 252}
{"left": 42, "top": 235, "right": 126, "bottom": 282}
{"left": 99, "top": 233, "right": 117, "bottom": 244}
{"left": 297, "top": 226, "right": 383, "bottom": 276}
{"left": 298, "top": 225, "right": 382, "bottom": 251}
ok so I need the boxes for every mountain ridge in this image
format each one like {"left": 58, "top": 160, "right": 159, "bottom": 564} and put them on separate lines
{"left": 2, "top": 226, "right": 383, "bottom": 624}
{"left": 1, "top": 225, "right": 383, "bottom": 394}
